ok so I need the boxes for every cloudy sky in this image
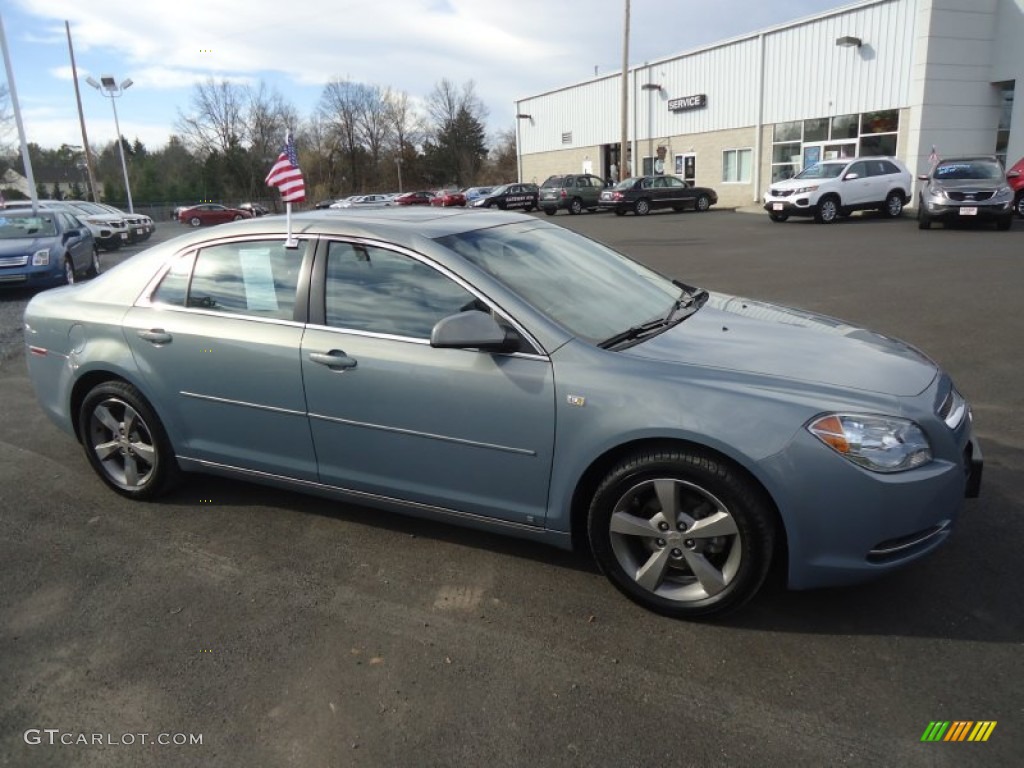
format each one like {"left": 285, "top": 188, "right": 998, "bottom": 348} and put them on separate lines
{"left": 3, "top": 0, "right": 855, "bottom": 151}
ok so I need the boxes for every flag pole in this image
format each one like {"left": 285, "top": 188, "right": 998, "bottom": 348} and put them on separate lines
{"left": 285, "top": 201, "right": 295, "bottom": 247}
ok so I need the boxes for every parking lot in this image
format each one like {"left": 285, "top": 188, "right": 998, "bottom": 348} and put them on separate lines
{"left": 1, "top": 210, "right": 1021, "bottom": 767}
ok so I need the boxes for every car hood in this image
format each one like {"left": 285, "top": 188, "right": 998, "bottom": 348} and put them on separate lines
{"left": 929, "top": 179, "right": 1005, "bottom": 191}
{"left": 0, "top": 237, "right": 55, "bottom": 256}
{"left": 768, "top": 175, "right": 838, "bottom": 191}
{"left": 623, "top": 293, "right": 937, "bottom": 397}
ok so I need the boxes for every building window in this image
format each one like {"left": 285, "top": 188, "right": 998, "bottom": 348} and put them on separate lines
{"left": 722, "top": 149, "right": 752, "bottom": 183}
{"left": 831, "top": 114, "right": 859, "bottom": 139}
{"left": 995, "top": 82, "right": 1014, "bottom": 166}
{"left": 773, "top": 122, "right": 802, "bottom": 143}
{"left": 803, "top": 118, "right": 829, "bottom": 142}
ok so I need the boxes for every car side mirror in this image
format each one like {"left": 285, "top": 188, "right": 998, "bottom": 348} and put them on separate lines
{"left": 917, "top": 174, "right": 930, "bottom": 181}
{"left": 62, "top": 229, "right": 79, "bottom": 241}
{"left": 1008, "top": 170, "right": 1021, "bottom": 179}
{"left": 843, "top": 173, "right": 859, "bottom": 181}
{"left": 430, "top": 310, "right": 517, "bottom": 352}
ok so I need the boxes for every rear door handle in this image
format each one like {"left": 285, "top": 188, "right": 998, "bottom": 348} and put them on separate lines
{"left": 309, "top": 350, "right": 358, "bottom": 371}
{"left": 137, "top": 329, "right": 172, "bottom": 345}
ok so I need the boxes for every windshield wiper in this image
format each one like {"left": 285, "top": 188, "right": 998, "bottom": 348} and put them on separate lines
{"left": 599, "top": 283, "right": 708, "bottom": 350}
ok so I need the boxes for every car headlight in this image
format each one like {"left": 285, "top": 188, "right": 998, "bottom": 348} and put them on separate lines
{"left": 807, "top": 413, "right": 932, "bottom": 473}
{"left": 993, "top": 185, "right": 1012, "bottom": 200}
{"left": 32, "top": 249, "right": 50, "bottom": 266}
{"left": 793, "top": 185, "right": 819, "bottom": 194}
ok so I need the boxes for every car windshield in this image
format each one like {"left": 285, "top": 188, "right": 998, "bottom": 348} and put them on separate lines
{"left": 435, "top": 221, "right": 681, "bottom": 344}
{"left": 933, "top": 161, "right": 1003, "bottom": 180}
{"left": 794, "top": 163, "right": 846, "bottom": 179}
{"left": 489, "top": 185, "right": 508, "bottom": 195}
{"left": 0, "top": 214, "right": 58, "bottom": 239}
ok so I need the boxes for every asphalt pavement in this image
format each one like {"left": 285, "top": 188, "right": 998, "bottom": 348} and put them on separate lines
{"left": 1, "top": 210, "right": 1021, "bottom": 767}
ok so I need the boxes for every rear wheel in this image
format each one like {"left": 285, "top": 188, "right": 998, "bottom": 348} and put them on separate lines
{"left": 883, "top": 191, "right": 904, "bottom": 218}
{"left": 814, "top": 196, "right": 839, "bottom": 224}
{"left": 233, "top": 214, "right": 244, "bottom": 221}
{"left": 587, "top": 448, "right": 775, "bottom": 619}
{"left": 189, "top": 216, "right": 202, "bottom": 227}
{"left": 634, "top": 198, "right": 651, "bottom": 216}
{"left": 695, "top": 194, "right": 711, "bottom": 212}
{"left": 78, "top": 381, "right": 181, "bottom": 500}
{"left": 569, "top": 198, "right": 584, "bottom": 215}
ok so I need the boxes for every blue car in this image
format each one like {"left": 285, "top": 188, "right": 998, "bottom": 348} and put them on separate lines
{"left": 22, "top": 209, "right": 981, "bottom": 618}
{"left": 0, "top": 208, "right": 98, "bottom": 288}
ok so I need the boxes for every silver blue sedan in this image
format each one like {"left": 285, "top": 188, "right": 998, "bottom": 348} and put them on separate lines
{"left": 23, "top": 209, "right": 982, "bottom": 618}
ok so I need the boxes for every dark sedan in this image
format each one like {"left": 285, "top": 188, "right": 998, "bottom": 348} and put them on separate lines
{"left": 470, "top": 183, "right": 538, "bottom": 211}
{"left": 599, "top": 176, "right": 718, "bottom": 216}
{"left": 178, "top": 204, "right": 254, "bottom": 227}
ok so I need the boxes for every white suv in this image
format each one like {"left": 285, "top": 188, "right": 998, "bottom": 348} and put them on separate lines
{"left": 763, "top": 157, "right": 912, "bottom": 224}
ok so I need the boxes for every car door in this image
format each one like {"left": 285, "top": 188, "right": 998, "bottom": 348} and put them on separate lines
{"left": 842, "top": 160, "right": 874, "bottom": 206}
{"left": 123, "top": 237, "right": 318, "bottom": 479}
{"left": 662, "top": 176, "right": 691, "bottom": 209}
{"left": 300, "top": 238, "right": 556, "bottom": 526}
{"left": 57, "top": 212, "right": 91, "bottom": 271}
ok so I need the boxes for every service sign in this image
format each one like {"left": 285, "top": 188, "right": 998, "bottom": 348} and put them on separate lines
{"left": 668, "top": 94, "right": 707, "bottom": 112}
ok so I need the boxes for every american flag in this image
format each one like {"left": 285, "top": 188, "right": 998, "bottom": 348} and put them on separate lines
{"left": 265, "top": 132, "right": 306, "bottom": 203}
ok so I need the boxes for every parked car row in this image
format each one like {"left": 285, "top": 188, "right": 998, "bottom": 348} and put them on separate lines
{"left": 2, "top": 199, "right": 154, "bottom": 250}
{"left": 764, "top": 154, "right": 1021, "bottom": 230}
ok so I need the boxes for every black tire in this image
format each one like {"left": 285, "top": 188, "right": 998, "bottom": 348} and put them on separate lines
{"left": 86, "top": 247, "right": 101, "bottom": 279}
{"left": 78, "top": 380, "right": 181, "bottom": 500}
{"left": 587, "top": 447, "right": 775, "bottom": 619}
{"left": 543, "top": 208, "right": 556, "bottom": 216}
{"left": 814, "top": 196, "right": 839, "bottom": 224}
{"left": 917, "top": 204, "right": 932, "bottom": 230}
{"left": 883, "top": 191, "right": 904, "bottom": 218}
{"left": 102, "top": 238, "right": 121, "bottom": 252}
{"left": 695, "top": 194, "right": 711, "bottom": 212}
{"left": 634, "top": 198, "right": 652, "bottom": 216}
{"left": 523, "top": 204, "right": 534, "bottom": 213}
{"left": 1015, "top": 193, "right": 1024, "bottom": 219}
{"left": 768, "top": 213, "right": 788, "bottom": 223}
{"left": 233, "top": 214, "right": 244, "bottom": 221}
{"left": 62, "top": 256, "right": 75, "bottom": 285}
{"left": 996, "top": 216, "right": 1013, "bottom": 231}
{"left": 569, "top": 198, "right": 584, "bottom": 215}
{"left": 614, "top": 209, "right": 626, "bottom": 216}
{"left": 189, "top": 216, "right": 202, "bottom": 228}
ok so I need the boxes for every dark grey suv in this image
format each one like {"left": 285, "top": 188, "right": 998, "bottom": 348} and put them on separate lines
{"left": 917, "top": 156, "right": 1016, "bottom": 230}
{"left": 539, "top": 174, "right": 607, "bottom": 215}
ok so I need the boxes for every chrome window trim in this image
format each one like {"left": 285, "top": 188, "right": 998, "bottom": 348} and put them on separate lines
{"left": 321, "top": 235, "right": 549, "bottom": 358}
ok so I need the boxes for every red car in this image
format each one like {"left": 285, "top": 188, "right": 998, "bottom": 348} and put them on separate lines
{"left": 178, "top": 204, "right": 254, "bottom": 227}
{"left": 429, "top": 189, "right": 466, "bottom": 207}
{"left": 1008, "top": 156, "right": 1024, "bottom": 218}
{"left": 394, "top": 191, "right": 433, "bottom": 206}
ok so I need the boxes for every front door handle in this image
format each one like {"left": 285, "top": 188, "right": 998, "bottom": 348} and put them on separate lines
{"left": 137, "top": 329, "right": 172, "bottom": 345}
{"left": 309, "top": 350, "right": 358, "bottom": 371}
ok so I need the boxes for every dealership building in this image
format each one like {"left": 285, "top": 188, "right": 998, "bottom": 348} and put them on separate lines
{"left": 514, "top": 0, "right": 1023, "bottom": 207}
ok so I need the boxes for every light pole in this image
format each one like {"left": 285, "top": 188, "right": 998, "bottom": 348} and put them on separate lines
{"left": 395, "top": 156, "right": 403, "bottom": 193}
{"left": 86, "top": 74, "right": 134, "bottom": 212}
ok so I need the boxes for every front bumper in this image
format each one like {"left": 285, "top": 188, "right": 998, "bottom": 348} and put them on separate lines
{"left": 921, "top": 198, "right": 1013, "bottom": 223}
{"left": 764, "top": 196, "right": 817, "bottom": 217}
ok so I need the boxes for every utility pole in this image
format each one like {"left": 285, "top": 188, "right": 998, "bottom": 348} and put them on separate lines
{"left": 66, "top": 21, "right": 98, "bottom": 202}
{"left": 619, "top": 0, "right": 630, "bottom": 182}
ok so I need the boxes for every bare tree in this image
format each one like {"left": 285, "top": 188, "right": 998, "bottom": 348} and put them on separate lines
{"left": 318, "top": 78, "right": 366, "bottom": 190}
{"left": 176, "top": 79, "right": 247, "bottom": 156}
{"left": 355, "top": 84, "right": 394, "bottom": 188}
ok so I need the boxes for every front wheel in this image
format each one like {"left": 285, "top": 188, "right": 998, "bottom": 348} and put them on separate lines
{"left": 78, "top": 381, "right": 181, "bottom": 500}
{"left": 1015, "top": 193, "right": 1024, "bottom": 219}
{"left": 917, "top": 204, "right": 932, "bottom": 230}
{"left": 996, "top": 216, "right": 1013, "bottom": 231}
{"left": 543, "top": 208, "right": 556, "bottom": 216}
{"left": 233, "top": 214, "right": 245, "bottom": 221}
{"left": 695, "top": 194, "right": 711, "bottom": 212}
{"left": 883, "top": 191, "right": 904, "bottom": 218}
{"left": 86, "top": 247, "right": 101, "bottom": 278}
{"left": 814, "top": 196, "right": 839, "bottom": 224}
{"left": 634, "top": 198, "right": 651, "bottom": 216}
{"left": 189, "top": 216, "right": 202, "bottom": 227}
{"left": 614, "top": 209, "right": 626, "bottom": 216}
{"left": 587, "top": 448, "right": 775, "bottom": 619}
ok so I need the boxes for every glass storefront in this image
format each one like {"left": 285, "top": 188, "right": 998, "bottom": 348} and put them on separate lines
{"left": 770, "top": 110, "right": 900, "bottom": 182}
